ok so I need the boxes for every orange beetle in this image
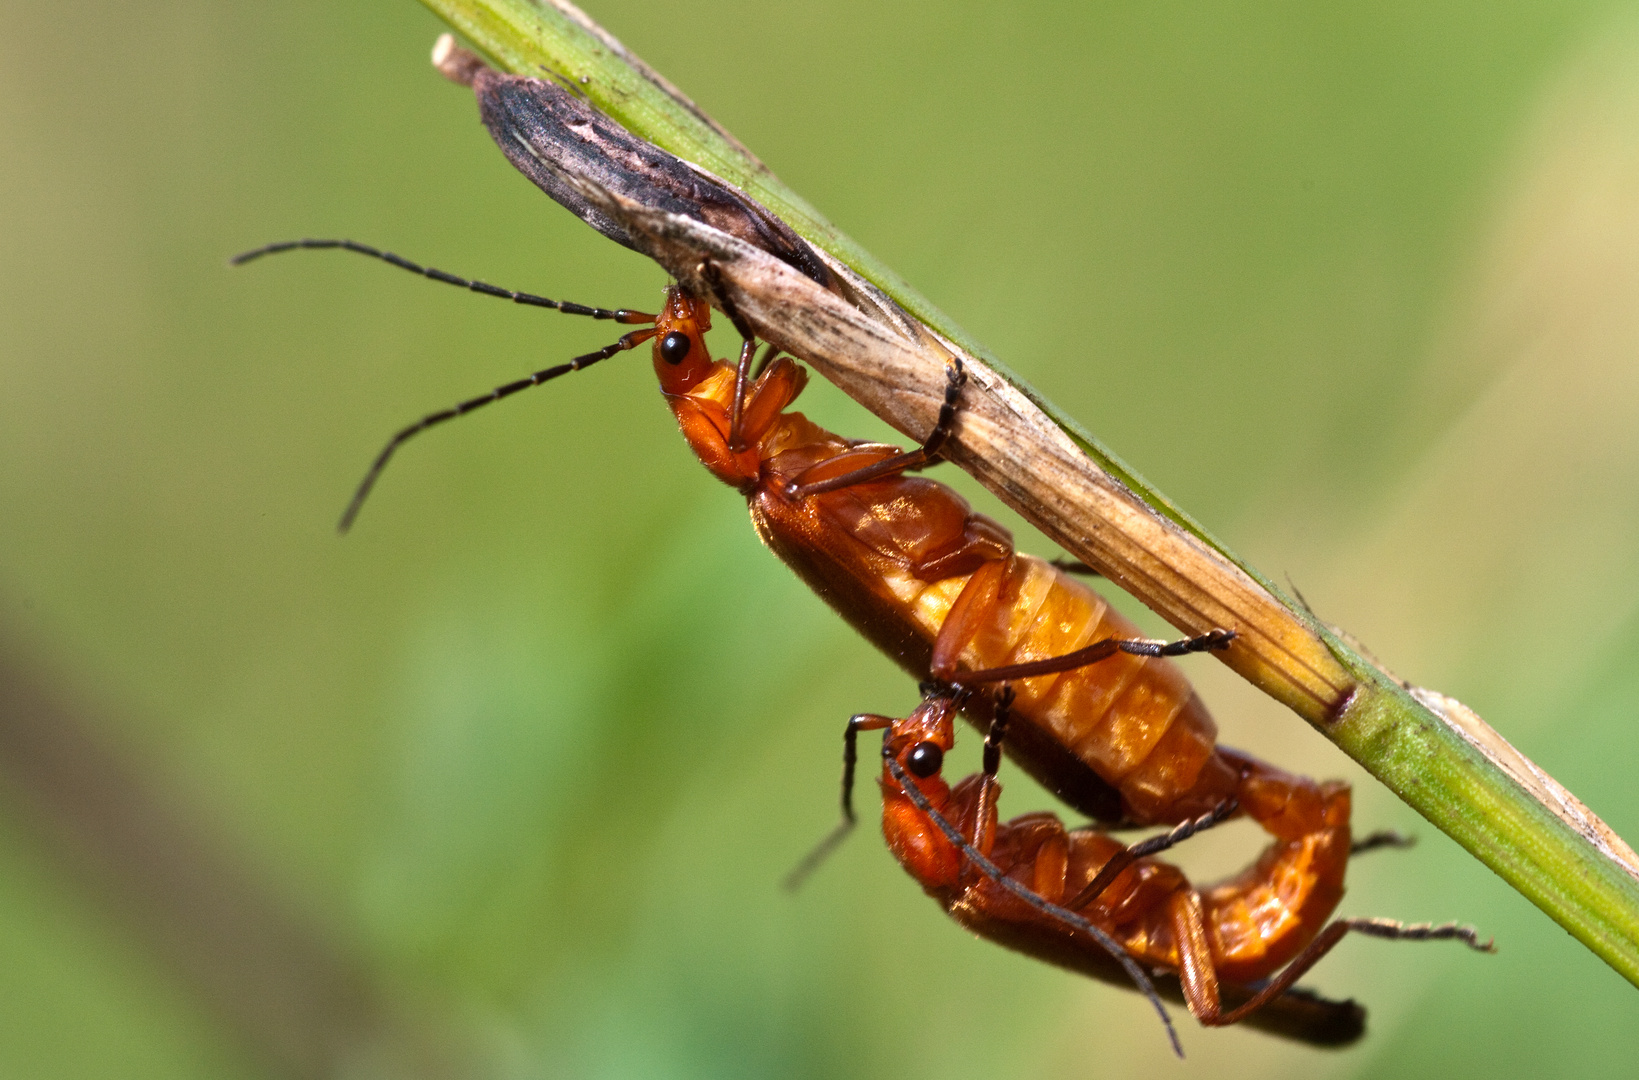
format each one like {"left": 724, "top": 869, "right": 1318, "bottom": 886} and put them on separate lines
{"left": 841, "top": 688, "right": 1490, "bottom": 1050}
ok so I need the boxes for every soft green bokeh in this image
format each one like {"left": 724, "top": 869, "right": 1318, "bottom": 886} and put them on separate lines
{"left": 2, "top": 1, "right": 1638, "bottom": 1078}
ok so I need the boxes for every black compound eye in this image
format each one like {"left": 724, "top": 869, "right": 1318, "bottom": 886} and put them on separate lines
{"left": 659, "top": 331, "right": 692, "bottom": 365}
{"left": 906, "top": 741, "right": 943, "bottom": 778}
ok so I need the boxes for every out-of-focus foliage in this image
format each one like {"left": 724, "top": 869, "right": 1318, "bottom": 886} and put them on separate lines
{"left": 1, "top": 1, "right": 1637, "bottom": 1078}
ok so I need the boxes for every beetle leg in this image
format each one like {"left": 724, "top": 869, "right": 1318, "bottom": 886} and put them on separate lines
{"left": 1350, "top": 830, "right": 1416, "bottom": 855}
{"left": 783, "top": 713, "right": 893, "bottom": 891}
{"left": 1195, "top": 918, "right": 1494, "bottom": 1027}
{"left": 727, "top": 337, "right": 757, "bottom": 452}
{"left": 786, "top": 360, "right": 966, "bottom": 498}
{"left": 1064, "top": 798, "right": 1239, "bottom": 912}
{"left": 955, "top": 629, "right": 1236, "bottom": 684}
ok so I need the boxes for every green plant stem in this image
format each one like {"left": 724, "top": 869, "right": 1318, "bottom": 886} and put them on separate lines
{"left": 1332, "top": 654, "right": 1639, "bottom": 984}
{"left": 418, "top": 0, "right": 1639, "bottom": 987}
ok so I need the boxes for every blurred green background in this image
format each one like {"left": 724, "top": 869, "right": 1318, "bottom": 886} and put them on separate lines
{"left": 3, "top": 0, "right": 1639, "bottom": 1076}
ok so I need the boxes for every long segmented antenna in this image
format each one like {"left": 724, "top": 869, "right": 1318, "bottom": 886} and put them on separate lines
{"left": 334, "top": 328, "right": 657, "bottom": 532}
{"left": 784, "top": 712, "right": 885, "bottom": 892}
{"left": 231, "top": 239, "right": 662, "bottom": 532}
{"left": 884, "top": 752, "right": 1184, "bottom": 1058}
{"left": 231, "top": 239, "right": 656, "bottom": 323}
